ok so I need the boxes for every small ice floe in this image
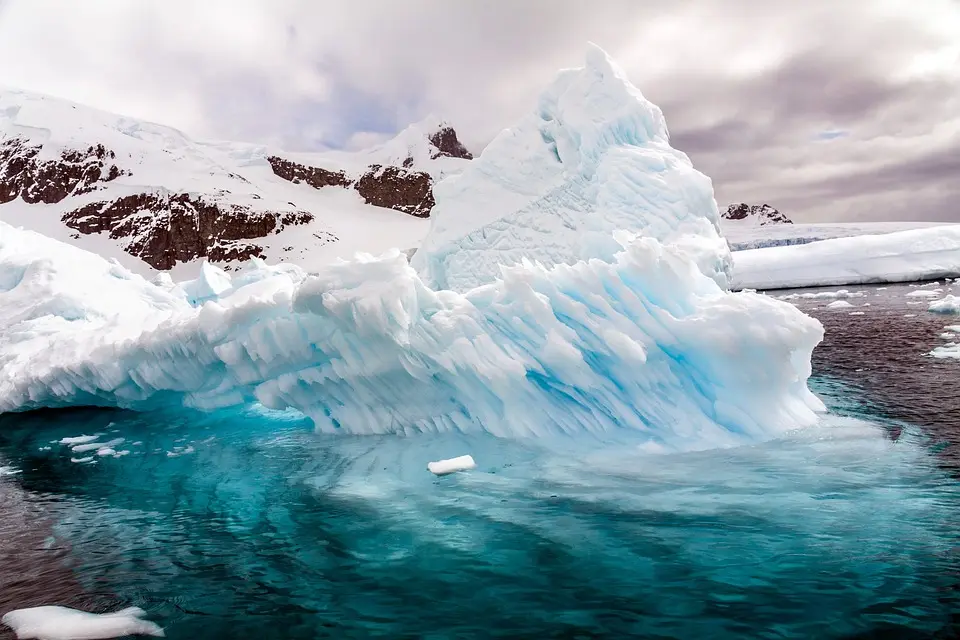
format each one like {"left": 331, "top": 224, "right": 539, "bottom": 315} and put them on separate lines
{"left": 849, "top": 311, "right": 865, "bottom": 315}
{"left": 1, "top": 605, "right": 164, "bottom": 639}
{"left": 826, "top": 300, "right": 854, "bottom": 309}
{"left": 70, "top": 456, "right": 95, "bottom": 464}
{"left": 906, "top": 289, "right": 942, "bottom": 298}
{"left": 70, "top": 438, "right": 125, "bottom": 454}
{"left": 166, "top": 445, "right": 195, "bottom": 458}
{"left": 929, "top": 295, "right": 960, "bottom": 314}
{"left": 58, "top": 435, "right": 99, "bottom": 446}
{"left": 428, "top": 455, "right": 477, "bottom": 476}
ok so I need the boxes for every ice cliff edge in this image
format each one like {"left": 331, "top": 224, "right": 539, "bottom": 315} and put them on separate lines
{"left": 0, "top": 45, "right": 824, "bottom": 451}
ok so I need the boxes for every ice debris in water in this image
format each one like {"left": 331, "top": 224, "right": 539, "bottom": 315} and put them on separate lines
{"left": 826, "top": 300, "right": 854, "bottom": 309}
{"left": 0, "top": 465, "right": 20, "bottom": 476}
{"left": 58, "top": 435, "right": 100, "bottom": 445}
{"left": 929, "top": 294, "right": 960, "bottom": 314}
{"left": 1, "top": 605, "right": 164, "bottom": 639}
{"left": 778, "top": 289, "right": 864, "bottom": 300}
{"left": 428, "top": 454, "right": 477, "bottom": 476}
{"left": 0, "top": 45, "right": 826, "bottom": 453}
{"left": 906, "top": 289, "right": 942, "bottom": 298}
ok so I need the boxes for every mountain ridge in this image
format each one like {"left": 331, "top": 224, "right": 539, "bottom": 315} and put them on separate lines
{"left": 0, "top": 87, "right": 472, "bottom": 276}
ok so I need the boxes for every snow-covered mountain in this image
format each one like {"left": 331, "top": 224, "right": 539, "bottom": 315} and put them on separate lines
{"left": 0, "top": 88, "right": 471, "bottom": 278}
{"left": 721, "top": 203, "right": 792, "bottom": 225}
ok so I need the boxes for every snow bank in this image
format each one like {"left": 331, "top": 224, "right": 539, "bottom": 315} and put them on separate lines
{"left": 412, "top": 43, "right": 729, "bottom": 293}
{"left": 0, "top": 46, "right": 825, "bottom": 453}
{"left": 1, "top": 605, "right": 164, "bottom": 639}
{"left": 732, "top": 226, "right": 960, "bottom": 290}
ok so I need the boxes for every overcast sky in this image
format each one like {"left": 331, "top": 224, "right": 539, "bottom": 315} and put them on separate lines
{"left": 0, "top": 0, "right": 957, "bottom": 222}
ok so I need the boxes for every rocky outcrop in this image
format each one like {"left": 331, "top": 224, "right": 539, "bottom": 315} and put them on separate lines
{"left": 266, "top": 155, "right": 350, "bottom": 189}
{"left": 62, "top": 193, "right": 313, "bottom": 270}
{"left": 268, "top": 156, "right": 437, "bottom": 218}
{"left": 0, "top": 137, "right": 128, "bottom": 204}
{"left": 722, "top": 203, "right": 792, "bottom": 225}
{"left": 354, "top": 165, "right": 434, "bottom": 217}
{"left": 428, "top": 126, "right": 473, "bottom": 160}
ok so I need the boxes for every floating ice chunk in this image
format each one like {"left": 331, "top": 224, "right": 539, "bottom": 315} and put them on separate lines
{"left": 906, "top": 289, "right": 942, "bottom": 298}
{"left": 929, "top": 295, "right": 960, "bottom": 314}
{"left": 59, "top": 435, "right": 99, "bottom": 445}
{"left": 96, "top": 448, "right": 116, "bottom": 457}
{"left": 70, "top": 456, "right": 94, "bottom": 464}
{"left": 826, "top": 300, "right": 854, "bottom": 309}
{"left": 70, "top": 438, "right": 125, "bottom": 454}
{"left": 166, "top": 445, "right": 195, "bottom": 458}
{"left": 428, "top": 455, "right": 477, "bottom": 476}
{"left": 849, "top": 311, "right": 865, "bottom": 315}
{"left": 1, "top": 605, "right": 164, "bottom": 639}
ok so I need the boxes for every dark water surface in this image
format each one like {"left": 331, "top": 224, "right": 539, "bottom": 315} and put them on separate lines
{"left": 1, "top": 283, "right": 960, "bottom": 639}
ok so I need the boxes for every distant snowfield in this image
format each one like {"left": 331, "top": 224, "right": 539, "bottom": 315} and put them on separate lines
{"left": 721, "top": 219, "right": 953, "bottom": 251}
{"left": 731, "top": 224, "right": 960, "bottom": 290}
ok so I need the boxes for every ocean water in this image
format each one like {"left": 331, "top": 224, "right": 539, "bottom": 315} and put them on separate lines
{"left": 1, "top": 284, "right": 960, "bottom": 639}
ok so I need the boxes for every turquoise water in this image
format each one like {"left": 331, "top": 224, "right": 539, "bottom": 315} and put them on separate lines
{"left": 1, "top": 378, "right": 959, "bottom": 638}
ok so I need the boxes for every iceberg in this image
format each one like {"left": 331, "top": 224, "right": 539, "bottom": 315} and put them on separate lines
{"left": 0, "top": 46, "right": 824, "bottom": 453}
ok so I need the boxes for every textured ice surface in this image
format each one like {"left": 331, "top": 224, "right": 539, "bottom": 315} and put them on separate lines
{"left": 733, "top": 225, "right": 960, "bottom": 290}
{"left": 1, "top": 605, "right": 164, "bottom": 639}
{"left": 929, "top": 294, "right": 960, "bottom": 314}
{"left": 0, "top": 46, "right": 824, "bottom": 452}
{"left": 412, "top": 44, "right": 730, "bottom": 293}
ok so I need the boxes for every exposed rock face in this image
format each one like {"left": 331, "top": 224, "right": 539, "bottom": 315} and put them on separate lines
{"left": 428, "top": 126, "right": 473, "bottom": 160}
{"left": 0, "top": 137, "right": 127, "bottom": 205}
{"left": 354, "top": 165, "right": 435, "bottom": 217}
{"left": 266, "top": 155, "right": 350, "bottom": 189}
{"left": 268, "top": 156, "right": 437, "bottom": 217}
{"left": 63, "top": 193, "right": 313, "bottom": 270}
{"left": 722, "top": 203, "right": 792, "bottom": 225}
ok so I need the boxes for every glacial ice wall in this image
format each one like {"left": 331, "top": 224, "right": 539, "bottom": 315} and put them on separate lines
{"left": 0, "top": 45, "right": 825, "bottom": 451}
{"left": 412, "top": 44, "right": 730, "bottom": 293}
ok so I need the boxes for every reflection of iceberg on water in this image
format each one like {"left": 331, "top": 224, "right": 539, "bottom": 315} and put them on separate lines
{"left": 0, "top": 44, "right": 824, "bottom": 454}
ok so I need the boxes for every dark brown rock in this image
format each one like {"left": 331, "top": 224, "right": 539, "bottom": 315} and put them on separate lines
{"left": 62, "top": 193, "right": 314, "bottom": 270}
{"left": 428, "top": 126, "right": 473, "bottom": 160}
{"left": 354, "top": 165, "right": 435, "bottom": 218}
{"left": 0, "top": 137, "right": 127, "bottom": 205}
{"left": 266, "top": 155, "right": 350, "bottom": 189}
{"left": 267, "top": 154, "right": 438, "bottom": 218}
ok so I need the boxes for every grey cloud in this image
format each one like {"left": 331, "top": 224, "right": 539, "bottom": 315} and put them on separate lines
{"left": 0, "top": 0, "right": 957, "bottom": 223}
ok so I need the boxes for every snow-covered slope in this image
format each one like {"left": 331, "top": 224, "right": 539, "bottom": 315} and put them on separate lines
{"left": 732, "top": 225, "right": 960, "bottom": 290}
{"left": 0, "top": 46, "right": 824, "bottom": 452}
{"left": 411, "top": 44, "right": 728, "bottom": 292}
{"left": 0, "top": 88, "right": 471, "bottom": 279}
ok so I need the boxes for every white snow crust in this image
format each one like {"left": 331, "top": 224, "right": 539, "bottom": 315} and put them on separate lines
{"left": 732, "top": 226, "right": 960, "bottom": 290}
{"left": 0, "top": 46, "right": 824, "bottom": 452}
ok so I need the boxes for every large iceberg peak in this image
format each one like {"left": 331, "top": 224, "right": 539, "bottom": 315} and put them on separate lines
{"left": 412, "top": 43, "right": 726, "bottom": 293}
{"left": 538, "top": 42, "right": 670, "bottom": 175}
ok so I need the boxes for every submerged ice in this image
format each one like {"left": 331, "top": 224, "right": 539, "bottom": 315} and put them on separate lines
{"left": 0, "top": 46, "right": 824, "bottom": 452}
